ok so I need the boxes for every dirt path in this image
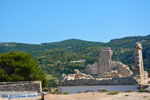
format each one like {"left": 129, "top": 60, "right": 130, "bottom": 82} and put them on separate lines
{"left": 45, "top": 92, "right": 150, "bottom": 100}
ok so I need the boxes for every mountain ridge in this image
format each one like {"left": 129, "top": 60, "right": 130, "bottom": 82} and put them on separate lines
{"left": 0, "top": 34, "right": 149, "bottom": 46}
{"left": 0, "top": 34, "right": 149, "bottom": 45}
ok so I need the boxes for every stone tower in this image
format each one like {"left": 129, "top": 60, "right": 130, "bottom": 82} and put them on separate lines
{"left": 98, "top": 48, "right": 113, "bottom": 76}
{"left": 134, "top": 42, "right": 146, "bottom": 83}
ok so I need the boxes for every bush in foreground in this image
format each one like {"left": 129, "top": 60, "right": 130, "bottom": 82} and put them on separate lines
{"left": 0, "top": 52, "right": 47, "bottom": 87}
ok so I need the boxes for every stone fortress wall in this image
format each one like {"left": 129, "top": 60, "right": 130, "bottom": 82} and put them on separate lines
{"left": 60, "top": 77, "right": 138, "bottom": 86}
{"left": 0, "top": 81, "right": 42, "bottom": 92}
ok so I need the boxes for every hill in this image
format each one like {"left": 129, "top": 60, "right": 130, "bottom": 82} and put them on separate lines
{"left": 0, "top": 35, "right": 150, "bottom": 78}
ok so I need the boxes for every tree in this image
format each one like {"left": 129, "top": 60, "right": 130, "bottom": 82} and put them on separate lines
{"left": 0, "top": 52, "right": 47, "bottom": 86}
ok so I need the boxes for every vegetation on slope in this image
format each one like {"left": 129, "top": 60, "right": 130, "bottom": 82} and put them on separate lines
{"left": 0, "top": 35, "right": 150, "bottom": 80}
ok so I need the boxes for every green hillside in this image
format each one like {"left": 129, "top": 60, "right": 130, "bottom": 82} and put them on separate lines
{"left": 0, "top": 35, "right": 150, "bottom": 78}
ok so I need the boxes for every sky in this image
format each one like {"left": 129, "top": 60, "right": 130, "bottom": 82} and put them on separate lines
{"left": 0, "top": 0, "right": 150, "bottom": 44}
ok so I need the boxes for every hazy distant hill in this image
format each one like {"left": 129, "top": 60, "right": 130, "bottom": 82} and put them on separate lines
{"left": 0, "top": 35, "right": 150, "bottom": 77}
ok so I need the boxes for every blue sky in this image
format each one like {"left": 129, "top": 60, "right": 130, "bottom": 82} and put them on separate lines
{"left": 0, "top": 0, "right": 150, "bottom": 44}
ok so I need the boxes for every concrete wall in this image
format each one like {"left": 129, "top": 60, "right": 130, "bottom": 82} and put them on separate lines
{"left": 0, "top": 81, "right": 42, "bottom": 92}
{"left": 59, "top": 85, "right": 139, "bottom": 93}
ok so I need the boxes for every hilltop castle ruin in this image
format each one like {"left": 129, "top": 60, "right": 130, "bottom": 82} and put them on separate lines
{"left": 86, "top": 47, "right": 132, "bottom": 78}
{"left": 60, "top": 42, "right": 150, "bottom": 92}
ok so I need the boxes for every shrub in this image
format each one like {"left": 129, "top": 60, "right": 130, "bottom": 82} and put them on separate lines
{"left": 138, "top": 89, "right": 145, "bottom": 92}
{"left": 84, "top": 90, "right": 94, "bottom": 93}
{"left": 125, "top": 94, "right": 129, "bottom": 96}
{"left": 98, "top": 89, "right": 108, "bottom": 92}
{"left": 107, "top": 91, "right": 119, "bottom": 95}
{"left": 46, "top": 79, "right": 59, "bottom": 88}
{"left": 63, "top": 92, "right": 69, "bottom": 94}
